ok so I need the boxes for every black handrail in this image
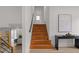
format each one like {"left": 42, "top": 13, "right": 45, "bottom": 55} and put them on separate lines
{"left": 0, "top": 38, "right": 13, "bottom": 53}
{"left": 29, "top": 18, "right": 33, "bottom": 32}
{"left": 29, "top": 10, "right": 34, "bottom": 32}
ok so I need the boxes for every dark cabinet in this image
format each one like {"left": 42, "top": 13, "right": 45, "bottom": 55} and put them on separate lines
{"left": 75, "top": 37, "right": 79, "bottom": 48}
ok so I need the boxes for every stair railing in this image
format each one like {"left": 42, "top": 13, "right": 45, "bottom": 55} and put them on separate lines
{"left": 0, "top": 37, "right": 13, "bottom": 53}
{"left": 29, "top": 15, "right": 33, "bottom": 32}
{"left": 29, "top": 10, "right": 35, "bottom": 32}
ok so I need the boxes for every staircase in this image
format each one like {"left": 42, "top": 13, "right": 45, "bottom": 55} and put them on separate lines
{"left": 0, "top": 38, "right": 13, "bottom": 53}
{"left": 30, "top": 24, "right": 53, "bottom": 49}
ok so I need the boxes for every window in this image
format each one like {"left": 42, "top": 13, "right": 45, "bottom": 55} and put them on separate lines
{"left": 36, "top": 16, "right": 40, "bottom": 20}
{"left": 11, "top": 29, "right": 17, "bottom": 39}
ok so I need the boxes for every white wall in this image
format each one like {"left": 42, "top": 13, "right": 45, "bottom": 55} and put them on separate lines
{"left": 49, "top": 6, "right": 79, "bottom": 47}
{"left": 0, "top": 6, "right": 22, "bottom": 28}
{"left": 44, "top": 7, "right": 50, "bottom": 35}
{"left": 22, "top": 6, "right": 33, "bottom": 53}
{"left": 34, "top": 6, "right": 45, "bottom": 24}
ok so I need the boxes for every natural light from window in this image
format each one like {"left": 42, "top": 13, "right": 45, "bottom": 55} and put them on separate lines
{"left": 36, "top": 16, "right": 40, "bottom": 20}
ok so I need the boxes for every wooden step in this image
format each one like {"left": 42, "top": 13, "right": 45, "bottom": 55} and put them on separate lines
{"left": 32, "top": 31, "right": 48, "bottom": 34}
{"left": 31, "top": 40, "right": 51, "bottom": 45}
{"left": 30, "top": 45, "right": 52, "bottom": 49}
{"left": 32, "top": 36, "right": 48, "bottom": 40}
{"left": 32, "top": 34, "right": 48, "bottom": 36}
{"left": 31, "top": 39, "right": 50, "bottom": 41}
{"left": 32, "top": 35, "right": 48, "bottom": 37}
{"left": 33, "top": 26, "right": 46, "bottom": 28}
{"left": 33, "top": 27, "right": 46, "bottom": 29}
{"left": 33, "top": 29, "right": 47, "bottom": 32}
{"left": 33, "top": 24, "right": 46, "bottom": 27}
{"left": 33, "top": 30, "right": 47, "bottom": 32}
{"left": 32, "top": 32, "right": 48, "bottom": 34}
{"left": 32, "top": 38, "right": 48, "bottom": 40}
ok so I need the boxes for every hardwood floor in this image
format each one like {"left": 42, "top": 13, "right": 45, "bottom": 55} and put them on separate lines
{"left": 30, "top": 24, "right": 53, "bottom": 49}
{"left": 14, "top": 44, "right": 22, "bottom": 53}
{"left": 30, "top": 48, "right": 79, "bottom": 53}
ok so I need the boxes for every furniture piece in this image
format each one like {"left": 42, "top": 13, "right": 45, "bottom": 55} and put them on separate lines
{"left": 55, "top": 35, "right": 79, "bottom": 50}
{"left": 75, "top": 36, "right": 79, "bottom": 48}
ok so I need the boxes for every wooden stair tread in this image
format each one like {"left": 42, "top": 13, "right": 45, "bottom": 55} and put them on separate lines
{"left": 30, "top": 45, "right": 52, "bottom": 49}
{"left": 33, "top": 24, "right": 46, "bottom": 26}
{"left": 32, "top": 34, "right": 47, "bottom": 35}
{"left": 31, "top": 40, "right": 50, "bottom": 41}
{"left": 32, "top": 37, "right": 48, "bottom": 40}
{"left": 33, "top": 30, "right": 46, "bottom": 31}
{"left": 31, "top": 40, "right": 51, "bottom": 44}
{"left": 32, "top": 38, "right": 48, "bottom": 40}
{"left": 32, "top": 35, "right": 48, "bottom": 37}
{"left": 31, "top": 42, "right": 51, "bottom": 45}
{"left": 32, "top": 32, "right": 47, "bottom": 34}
